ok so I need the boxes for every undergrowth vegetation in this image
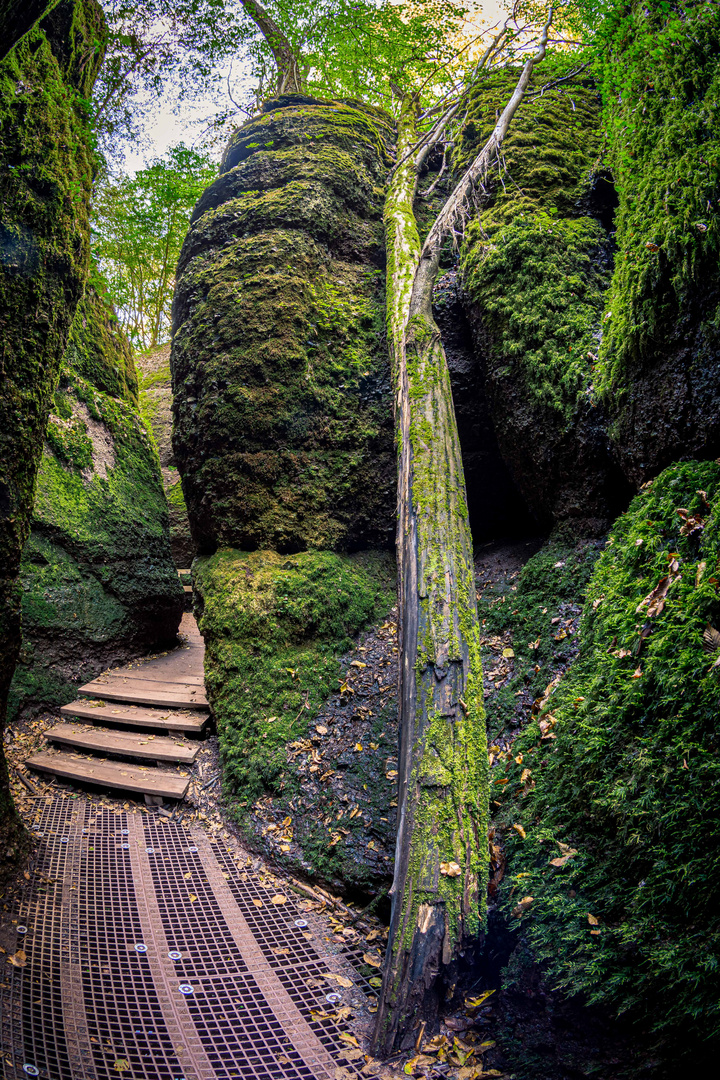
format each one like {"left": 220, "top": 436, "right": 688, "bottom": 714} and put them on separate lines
{"left": 497, "top": 460, "right": 720, "bottom": 1061}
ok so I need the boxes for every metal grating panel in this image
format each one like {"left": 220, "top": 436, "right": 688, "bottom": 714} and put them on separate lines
{"left": 0, "top": 798, "right": 369, "bottom": 1080}
{"left": 76, "top": 805, "right": 184, "bottom": 1080}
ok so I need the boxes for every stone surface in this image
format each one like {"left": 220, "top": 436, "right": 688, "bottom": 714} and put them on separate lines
{"left": 8, "top": 275, "right": 184, "bottom": 722}
{"left": 171, "top": 97, "right": 396, "bottom": 555}
{"left": 137, "top": 343, "right": 196, "bottom": 566}
{"left": 0, "top": 0, "right": 106, "bottom": 869}
{"left": 459, "top": 61, "right": 630, "bottom": 537}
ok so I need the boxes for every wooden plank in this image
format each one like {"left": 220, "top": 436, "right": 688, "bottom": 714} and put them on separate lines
{"left": 183, "top": 585, "right": 193, "bottom": 594}
{"left": 45, "top": 723, "right": 199, "bottom": 764}
{"left": 85, "top": 675, "right": 203, "bottom": 694}
{"left": 101, "top": 669, "right": 205, "bottom": 687}
{"left": 78, "top": 681, "right": 209, "bottom": 710}
{"left": 60, "top": 700, "right": 207, "bottom": 733}
{"left": 26, "top": 751, "right": 190, "bottom": 799}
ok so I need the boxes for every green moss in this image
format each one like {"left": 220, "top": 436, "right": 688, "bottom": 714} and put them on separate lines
{"left": 497, "top": 460, "right": 720, "bottom": 1064}
{"left": 10, "top": 314, "right": 183, "bottom": 720}
{"left": 462, "top": 212, "right": 607, "bottom": 422}
{"left": 173, "top": 99, "right": 396, "bottom": 554}
{"left": 0, "top": 0, "right": 105, "bottom": 867}
{"left": 458, "top": 59, "right": 615, "bottom": 532}
{"left": 595, "top": 1, "right": 720, "bottom": 437}
{"left": 196, "top": 547, "right": 394, "bottom": 801}
{"left": 63, "top": 260, "right": 139, "bottom": 404}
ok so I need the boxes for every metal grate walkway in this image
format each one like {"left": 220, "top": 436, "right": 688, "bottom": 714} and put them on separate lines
{"left": 0, "top": 799, "right": 366, "bottom": 1080}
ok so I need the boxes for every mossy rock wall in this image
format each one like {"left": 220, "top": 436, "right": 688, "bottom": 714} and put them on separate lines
{"left": 0, "top": 0, "right": 105, "bottom": 866}
{"left": 459, "top": 59, "right": 628, "bottom": 536}
{"left": 137, "top": 343, "right": 195, "bottom": 567}
{"left": 171, "top": 96, "right": 396, "bottom": 555}
{"left": 9, "top": 282, "right": 184, "bottom": 721}
{"left": 595, "top": 0, "right": 720, "bottom": 486}
{"left": 492, "top": 460, "right": 720, "bottom": 1071}
{"left": 194, "top": 548, "right": 396, "bottom": 890}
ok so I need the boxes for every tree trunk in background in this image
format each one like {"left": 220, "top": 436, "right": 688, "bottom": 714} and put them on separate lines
{"left": 241, "top": 0, "right": 305, "bottom": 94}
{"left": 371, "top": 98, "right": 487, "bottom": 1056}
{"left": 0, "top": 0, "right": 106, "bottom": 873}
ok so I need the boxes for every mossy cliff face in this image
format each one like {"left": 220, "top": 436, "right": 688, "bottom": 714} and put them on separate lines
{"left": 0, "top": 0, "right": 104, "bottom": 870}
{"left": 194, "top": 548, "right": 396, "bottom": 889}
{"left": 459, "top": 60, "right": 627, "bottom": 536}
{"left": 171, "top": 97, "right": 396, "bottom": 554}
{"left": 595, "top": 0, "right": 720, "bottom": 486}
{"left": 487, "top": 462, "right": 720, "bottom": 1074}
{"left": 9, "top": 282, "right": 184, "bottom": 721}
{"left": 137, "top": 343, "right": 195, "bottom": 567}
{"left": 64, "top": 262, "right": 139, "bottom": 405}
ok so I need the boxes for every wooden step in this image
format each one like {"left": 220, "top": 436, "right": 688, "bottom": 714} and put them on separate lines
{"left": 45, "top": 723, "right": 199, "bottom": 764}
{"left": 101, "top": 669, "right": 205, "bottom": 687}
{"left": 183, "top": 585, "right": 193, "bottom": 594}
{"left": 60, "top": 700, "right": 207, "bottom": 734}
{"left": 78, "top": 679, "right": 209, "bottom": 710}
{"left": 26, "top": 750, "right": 190, "bottom": 800}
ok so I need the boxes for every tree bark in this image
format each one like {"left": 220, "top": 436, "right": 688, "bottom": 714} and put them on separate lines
{"left": 372, "top": 10, "right": 554, "bottom": 1055}
{"left": 240, "top": 0, "right": 304, "bottom": 95}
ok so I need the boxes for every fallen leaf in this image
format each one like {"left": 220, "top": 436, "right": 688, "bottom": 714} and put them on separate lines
{"left": 350, "top": 661, "right": 366, "bottom": 668}
{"left": 631, "top": 667, "right": 642, "bottom": 679}
{"left": 188, "top": 894, "right": 197, "bottom": 903}
{"left": 271, "top": 894, "right": 287, "bottom": 905}
{"left": 440, "top": 861, "right": 462, "bottom": 877}
{"left": 511, "top": 896, "right": 533, "bottom": 917}
{"left": 252, "top": 898, "right": 263, "bottom": 907}
{"left": 645, "top": 240, "right": 660, "bottom": 252}
{"left": 114, "top": 1060, "right": 130, "bottom": 1073}
{"left": 363, "top": 953, "right": 382, "bottom": 968}
{"left": 587, "top": 913, "right": 599, "bottom": 926}
{"left": 8, "top": 950, "right": 26, "bottom": 967}
{"left": 354, "top": 744, "right": 364, "bottom": 752}
{"left": 703, "top": 623, "right": 720, "bottom": 653}
{"left": 465, "top": 990, "right": 495, "bottom": 1009}
{"left": 549, "top": 853, "right": 577, "bottom": 867}
{"left": 512, "top": 824, "right": 526, "bottom": 840}
{"left": 502, "top": 648, "right": 515, "bottom": 658}
{"left": 323, "top": 973, "right": 354, "bottom": 988}
{"left": 316, "top": 725, "right": 328, "bottom": 735}
{"left": 339, "top": 1032, "right": 359, "bottom": 1047}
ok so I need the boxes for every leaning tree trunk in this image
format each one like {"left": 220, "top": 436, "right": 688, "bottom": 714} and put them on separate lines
{"left": 373, "top": 10, "right": 554, "bottom": 1054}
{"left": 371, "top": 99, "right": 487, "bottom": 1056}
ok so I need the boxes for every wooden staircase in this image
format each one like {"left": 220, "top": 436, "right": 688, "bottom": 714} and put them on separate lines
{"left": 26, "top": 611, "right": 209, "bottom": 805}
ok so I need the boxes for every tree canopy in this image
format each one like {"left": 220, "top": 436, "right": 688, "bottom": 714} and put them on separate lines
{"left": 92, "top": 143, "right": 216, "bottom": 351}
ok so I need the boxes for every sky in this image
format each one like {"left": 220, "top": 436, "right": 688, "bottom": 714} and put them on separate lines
{"left": 121, "top": 0, "right": 509, "bottom": 175}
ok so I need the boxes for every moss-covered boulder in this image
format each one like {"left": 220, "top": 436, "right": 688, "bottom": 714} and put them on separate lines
{"left": 195, "top": 548, "right": 396, "bottom": 888}
{"left": 8, "top": 278, "right": 184, "bottom": 721}
{"left": 0, "top": 0, "right": 105, "bottom": 868}
{"left": 171, "top": 97, "right": 396, "bottom": 555}
{"left": 595, "top": 0, "right": 720, "bottom": 486}
{"left": 137, "top": 343, "right": 195, "bottom": 566}
{"left": 459, "top": 60, "right": 628, "bottom": 536}
{"left": 493, "top": 460, "right": 720, "bottom": 1071}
